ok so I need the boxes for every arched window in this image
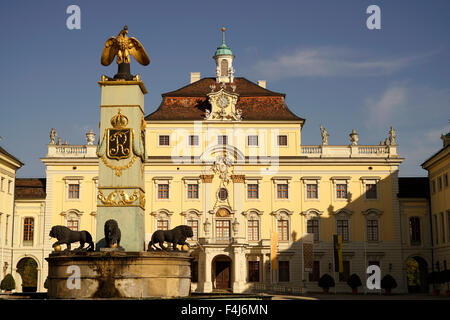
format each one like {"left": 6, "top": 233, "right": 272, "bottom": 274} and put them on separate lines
{"left": 335, "top": 209, "right": 353, "bottom": 242}
{"left": 272, "top": 209, "right": 293, "bottom": 242}
{"left": 242, "top": 209, "right": 263, "bottom": 242}
{"left": 362, "top": 209, "right": 382, "bottom": 242}
{"left": 182, "top": 209, "right": 202, "bottom": 240}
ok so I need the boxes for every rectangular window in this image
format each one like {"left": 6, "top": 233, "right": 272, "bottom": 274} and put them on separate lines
{"left": 218, "top": 135, "right": 228, "bottom": 145}
{"left": 247, "top": 184, "right": 259, "bottom": 199}
{"left": 306, "top": 184, "right": 318, "bottom": 199}
{"left": 440, "top": 212, "right": 445, "bottom": 243}
{"left": 68, "top": 184, "right": 80, "bottom": 199}
{"left": 187, "top": 184, "right": 199, "bottom": 199}
{"left": 157, "top": 220, "right": 169, "bottom": 230}
{"left": 7, "top": 180, "right": 12, "bottom": 194}
{"left": 277, "top": 219, "right": 289, "bottom": 241}
{"left": 67, "top": 219, "right": 79, "bottom": 231}
{"left": 23, "top": 217, "right": 34, "bottom": 245}
{"left": 216, "top": 220, "right": 231, "bottom": 240}
{"left": 187, "top": 220, "right": 198, "bottom": 240}
{"left": 365, "top": 183, "right": 377, "bottom": 199}
{"left": 278, "top": 261, "right": 290, "bottom": 282}
{"left": 431, "top": 180, "right": 436, "bottom": 194}
{"left": 159, "top": 135, "right": 170, "bottom": 146}
{"left": 367, "top": 219, "right": 379, "bottom": 241}
{"left": 248, "top": 219, "right": 260, "bottom": 241}
{"left": 438, "top": 177, "right": 443, "bottom": 191}
{"left": 309, "top": 261, "right": 320, "bottom": 282}
{"left": 158, "top": 184, "right": 169, "bottom": 199}
{"left": 336, "top": 184, "right": 348, "bottom": 199}
{"left": 248, "top": 135, "right": 258, "bottom": 146}
{"left": 189, "top": 135, "right": 199, "bottom": 146}
{"left": 277, "top": 184, "right": 288, "bottom": 199}
{"left": 444, "top": 173, "right": 449, "bottom": 188}
{"left": 337, "top": 220, "right": 349, "bottom": 242}
{"left": 248, "top": 261, "right": 260, "bottom": 282}
{"left": 277, "top": 135, "right": 288, "bottom": 146}
{"left": 307, "top": 219, "right": 319, "bottom": 242}
{"left": 409, "top": 217, "right": 421, "bottom": 245}
{"left": 339, "top": 261, "right": 350, "bottom": 282}
{"left": 1, "top": 177, "right": 4, "bottom": 192}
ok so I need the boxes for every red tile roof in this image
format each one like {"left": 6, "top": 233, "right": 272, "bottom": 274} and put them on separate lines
{"left": 15, "top": 178, "right": 46, "bottom": 200}
{"left": 145, "top": 77, "right": 304, "bottom": 122}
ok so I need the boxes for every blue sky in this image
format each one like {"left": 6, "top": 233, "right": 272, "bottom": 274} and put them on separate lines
{"left": 0, "top": 0, "right": 449, "bottom": 178}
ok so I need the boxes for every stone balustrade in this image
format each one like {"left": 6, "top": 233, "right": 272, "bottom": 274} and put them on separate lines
{"left": 301, "top": 144, "right": 397, "bottom": 158}
{"left": 47, "top": 144, "right": 97, "bottom": 158}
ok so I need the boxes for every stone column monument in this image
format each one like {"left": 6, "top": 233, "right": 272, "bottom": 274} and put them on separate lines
{"left": 95, "top": 25, "right": 150, "bottom": 251}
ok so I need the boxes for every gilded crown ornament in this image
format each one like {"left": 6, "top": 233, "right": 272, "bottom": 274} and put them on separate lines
{"left": 110, "top": 110, "right": 129, "bottom": 129}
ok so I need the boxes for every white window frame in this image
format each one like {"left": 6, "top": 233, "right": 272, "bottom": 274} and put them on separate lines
{"left": 272, "top": 177, "right": 291, "bottom": 201}
{"left": 158, "top": 134, "right": 170, "bottom": 147}
{"left": 334, "top": 209, "right": 353, "bottom": 242}
{"left": 331, "top": 177, "right": 351, "bottom": 202}
{"left": 360, "top": 177, "right": 381, "bottom": 201}
{"left": 181, "top": 209, "right": 202, "bottom": 241}
{"left": 362, "top": 209, "right": 383, "bottom": 243}
{"left": 63, "top": 176, "right": 83, "bottom": 201}
{"left": 271, "top": 209, "right": 293, "bottom": 242}
{"left": 183, "top": 177, "right": 201, "bottom": 201}
{"left": 302, "top": 177, "right": 321, "bottom": 201}
{"left": 153, "top": 177, "right": 172, "bottom": 201}
{"left": 245, "top": 177, "right": 262, "bottom": 201}
{"left": 247, "top": 135, "right": 259, "bottom": 147}
{"left": 150, "top": 209, "right": 173, "bottom": 232}
{"left": 242, "top": 208, "right": 263, "bottom": 242}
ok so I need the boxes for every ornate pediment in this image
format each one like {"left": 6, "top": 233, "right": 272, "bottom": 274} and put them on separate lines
{"left": 205, "top": 85, "right": 241, "bottom": 121}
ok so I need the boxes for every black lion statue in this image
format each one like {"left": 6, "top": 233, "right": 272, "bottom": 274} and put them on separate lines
{"left": 49, "top": 225, "right": 94, "bottom": 251}
{"left": 148, "top": 225, "right": 194, "bottom": 251}
{"left": 104, "top": 219, "right": 121, "bottom": 249}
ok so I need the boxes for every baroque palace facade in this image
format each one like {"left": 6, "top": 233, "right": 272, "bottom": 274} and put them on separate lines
{"left": 1, "top": 30, "right": 446, "bottom": 294}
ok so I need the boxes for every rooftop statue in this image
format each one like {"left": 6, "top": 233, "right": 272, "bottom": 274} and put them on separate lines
{"left": 101, "top": 25, "right": 150, "bottom": 80}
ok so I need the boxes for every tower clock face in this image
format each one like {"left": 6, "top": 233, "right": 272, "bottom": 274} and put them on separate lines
{"left": 217, "top": 95, "right": 229, "bottom": 108}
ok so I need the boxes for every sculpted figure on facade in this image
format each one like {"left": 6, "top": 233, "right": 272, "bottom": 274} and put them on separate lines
{"left": 389, "top": 126, "right": 396, "bottom": 146}
{"left": 320, "top": 125, "right": 329, "bottom": 145}
{"left": 49, "top": 128, "right": 57, "bottom": 144}
{"left": 212, "top": 155, "right": 233, "bottom": 184}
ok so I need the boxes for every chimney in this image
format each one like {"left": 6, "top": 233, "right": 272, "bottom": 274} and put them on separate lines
{"left": 258, "top": 80, "right": 266, "bottom": 88}
{"left": 190, "top": 72, "right": 201, "bottom": 84}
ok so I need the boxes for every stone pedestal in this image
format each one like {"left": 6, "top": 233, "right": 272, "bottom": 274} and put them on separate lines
{"left": 46, "top": 251, "right": 193, "bottom": 299}
{"left": 96, "top": 80, "right": 147, "bottom": 251}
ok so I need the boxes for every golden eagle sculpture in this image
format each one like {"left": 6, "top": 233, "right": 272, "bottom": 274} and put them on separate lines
{"left": 101, "top": 25, "right": 150, "bottom": 66}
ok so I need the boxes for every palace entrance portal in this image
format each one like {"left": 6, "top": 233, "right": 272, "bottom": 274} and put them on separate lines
{"left": 213, "top": 255, "right": 232, "bottom": 291}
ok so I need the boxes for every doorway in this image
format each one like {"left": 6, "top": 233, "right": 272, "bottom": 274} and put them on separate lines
{"left": 406, "top": 256, "right": 428, "bottom": 293}
{"left": 213, "top": 255, "right": 232, "bottom": 291}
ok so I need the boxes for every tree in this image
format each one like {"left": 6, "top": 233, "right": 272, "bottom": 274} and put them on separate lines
{"left": 380, "top": 274, "right": 397, "bottom": 294}
{"left": 0, "top": 274, "right": 16, "bottom": 292}
{"left": 318, "top": 274, "right": 335, "bottom": 293}
{"left": 347, "top": 273, "right": 362, "bottom": 294}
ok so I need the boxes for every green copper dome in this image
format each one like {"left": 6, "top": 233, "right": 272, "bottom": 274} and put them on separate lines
{"left": 214, "top": 27, "right": 233, "bottom": 56}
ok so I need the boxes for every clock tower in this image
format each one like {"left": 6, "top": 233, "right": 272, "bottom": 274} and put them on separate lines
{"left": 214, "top": 27, "right": 235, "bottom": 83}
